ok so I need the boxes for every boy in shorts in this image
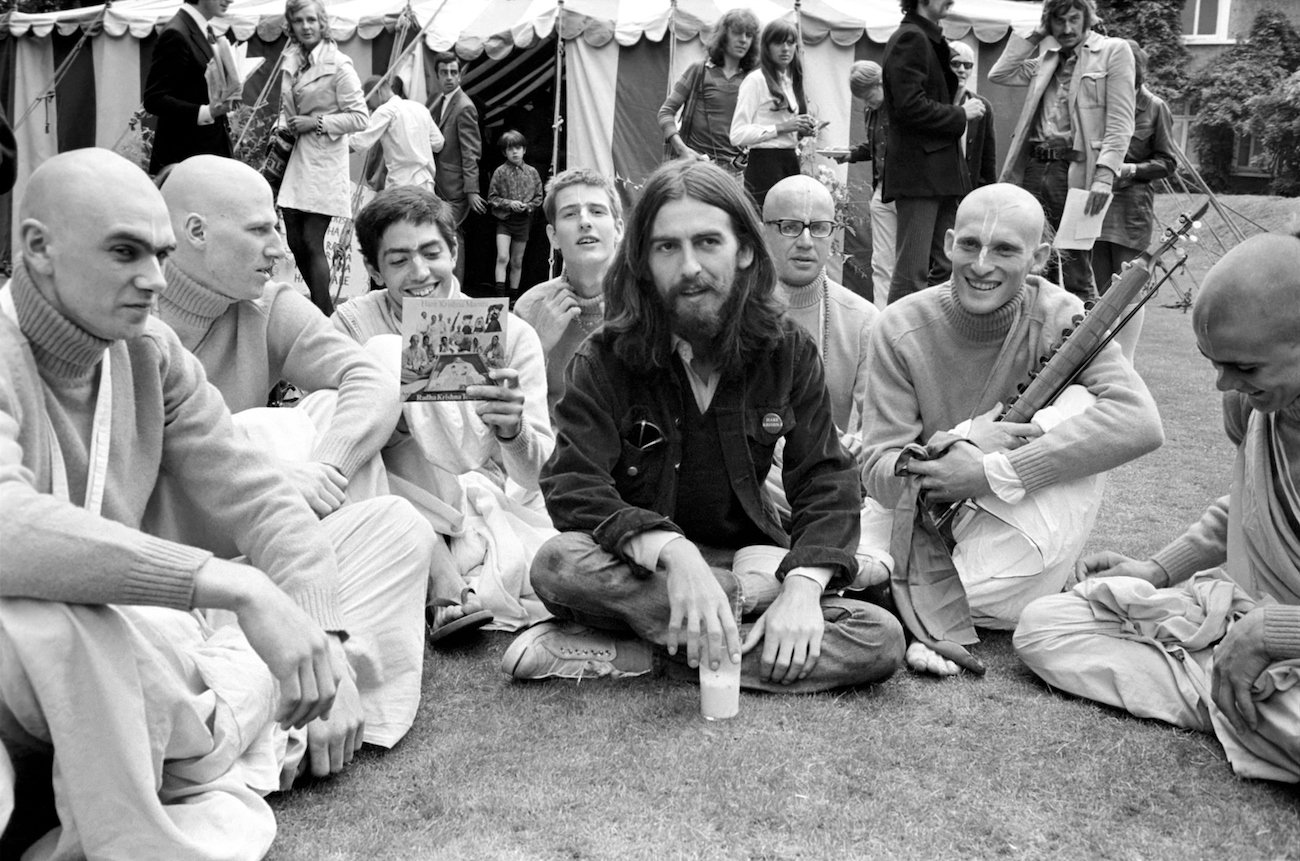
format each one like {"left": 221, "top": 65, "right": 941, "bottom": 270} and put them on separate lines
{"left": 488, "top": 129, "right": 544, "bottom": 299}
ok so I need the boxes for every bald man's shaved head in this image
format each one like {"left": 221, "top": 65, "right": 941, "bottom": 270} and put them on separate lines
{"left": 162, "top": 155, "right": 283, "bottom": 301}
{"left": 1193, "top": 233, "right": 1300, "bottom": 413}
{"left": 1195, "top": 233, "right": 1300, "bottom": 346}
{"left": 955, "top": 183, "right": 1047, "bottom": 242}
{"left": 161, "top": 155, "right": 269, "bottom": 223}
{"left": 18, "top": 148, "right": 174, "bottom": 341}
{"left": 21, "top": 148, "right": 166, "bottom": 240}
{"left": 763, "top": 173, "right": 834, "bottom": 221}
{"left": 945, "top": 182, "right": 1050, "bottom": 315}
{"left": 764, "top": 174, "right": 837, "bottom": 287}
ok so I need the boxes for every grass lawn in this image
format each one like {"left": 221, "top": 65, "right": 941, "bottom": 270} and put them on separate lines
{"left": 267, "top": 196, "right": 1300, "bottom": 860}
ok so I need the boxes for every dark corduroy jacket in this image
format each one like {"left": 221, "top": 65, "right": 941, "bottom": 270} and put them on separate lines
{"left": 541, "top": 319, "right": 861, "bottom": 587}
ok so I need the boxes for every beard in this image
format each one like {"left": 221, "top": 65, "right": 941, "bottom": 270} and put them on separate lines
{"left": 665, "top": 272, "right": 746, "bottom": 363}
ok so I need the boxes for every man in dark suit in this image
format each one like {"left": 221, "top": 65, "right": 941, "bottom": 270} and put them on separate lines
{"left": 950, "top": 41, "right": 997, "bottom": 190}
{"left": 881, "top": 0, "right": 984, "bottom": 304}
{"left": 143, "top": 0, "right": 238, "bottom": 176}
{"left": 429, "top": 52, "right": 485, "bottom": 283}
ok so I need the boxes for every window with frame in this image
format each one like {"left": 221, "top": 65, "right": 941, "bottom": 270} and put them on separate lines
{"left": 1182, "top": 0, "right": 1232, "bottom": 42}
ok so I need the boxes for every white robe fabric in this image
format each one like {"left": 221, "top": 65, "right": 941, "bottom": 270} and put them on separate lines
{"left": 0, "top": 599, "right": 282, "bottom": 861}
{"left": 231, "top": 394, "right": 432, "bottom": 747}
{"left": 365, "top": 333, "right": 555, "bottom": 631}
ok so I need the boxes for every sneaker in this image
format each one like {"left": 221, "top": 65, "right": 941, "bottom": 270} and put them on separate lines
{"left": 501, "top": 621, "right": 653, "bottom": 681}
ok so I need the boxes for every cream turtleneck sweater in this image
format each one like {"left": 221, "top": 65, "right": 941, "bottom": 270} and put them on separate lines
{"left": 861, "top": 275, "right": 1163, "bottom": 509}
{"left": 777, "top": 271, "right": 878, "bottom": 434}
{"left": 0, "top": 263, "right": 344, "bottom": 628}
{"left": 157, "top": 261, "right": 398, "bottom": 478}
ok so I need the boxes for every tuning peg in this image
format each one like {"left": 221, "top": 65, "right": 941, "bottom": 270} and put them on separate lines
{"left": 1082, "top": 301, "right": 1095, "bottom": 311}
{"left": 1016, "top": 383, "right": 1026, "bottom": 393}
{"left": 1039, "top": 355, "right": 1050, "bottom": 364}
{"left": 1072, "top": 313, "right": 1085, "bottom": 325}
{"left": 1192, "top": 220, "right": 1202, "bottom": 230}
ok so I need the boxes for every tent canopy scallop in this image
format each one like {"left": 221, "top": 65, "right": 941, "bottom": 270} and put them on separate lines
{"left": 2, "top": 0, "right": 1042, "bottom": 53}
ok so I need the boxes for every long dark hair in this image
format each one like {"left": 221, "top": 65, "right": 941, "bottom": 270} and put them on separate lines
{"left": 603, "top": 160, "right": 784, "bottom": 378}
{"left": 705, "top": 9, "right": 760, "bottom": 72}
{"left": 758, "top": 18, "right": 806, "bottom": 114}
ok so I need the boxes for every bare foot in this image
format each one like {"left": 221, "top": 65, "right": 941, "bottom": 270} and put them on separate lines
{"left": 906, "top": 641, "right": 961, "bottom": 676}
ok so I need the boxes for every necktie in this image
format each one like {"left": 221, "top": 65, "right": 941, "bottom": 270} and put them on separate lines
{"left": 206, "top": 25, "right": 217, "bottom": 45}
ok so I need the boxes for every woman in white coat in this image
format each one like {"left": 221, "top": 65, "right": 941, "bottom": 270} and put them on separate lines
{"left": 277, "top": 0, "right": 368, "bottom": 315}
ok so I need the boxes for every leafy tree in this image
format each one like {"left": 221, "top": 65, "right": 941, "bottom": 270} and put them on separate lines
{"left": 1095, "top": 0, "right": 1192, "bottom": 101}
{"left": 1248, "top": 70, "right": 1300, "bottom": 196}
{"left": 1188, "top": 7, "right": 1300, "bottom": 190}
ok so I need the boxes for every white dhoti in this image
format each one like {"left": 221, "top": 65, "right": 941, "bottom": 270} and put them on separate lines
{"left": 1015, "top": 573, "right": 1300, "bottom": 782}
{"left": 0, "top": 599, "right": 282, "bottom": 860}
{"left": 859, "top": 387, "right": 1104, "bottom": 626}
{"left": 232, "top": 398, "right": 435, "bottom": 748}
{"left": 365, "top": 334, "right": 555, "bottom": 632}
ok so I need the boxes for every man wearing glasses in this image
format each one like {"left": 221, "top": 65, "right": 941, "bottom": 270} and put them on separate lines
{"left": 764, "top": 175, "right": 876, "bottom": 440}
{"left": 762, "top": 175, "right": 893, "bottom": 593}
{"left": 949, "top": 41, "right": 997, "bottom": 192}
{"left": 501, "top": 160, "right": 905, "bottom": 692}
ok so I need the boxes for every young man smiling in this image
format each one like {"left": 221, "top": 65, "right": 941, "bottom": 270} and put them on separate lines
{"left": 860, "top": 182, "right": 1161, "bottom": 673}
{"left": 1016, "top": 233, "right": 1300, "bottom": 783}
{"left": 333, "top": 185, "right": 556, "bottom": 640}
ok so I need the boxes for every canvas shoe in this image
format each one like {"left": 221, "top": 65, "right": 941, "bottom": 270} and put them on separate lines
{"left": 501, "top": 621, "right": 653, "bottom": 681}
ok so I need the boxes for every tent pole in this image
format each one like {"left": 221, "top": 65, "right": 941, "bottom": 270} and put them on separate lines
{"left": 666, "top": 0, "right": 677, "bottom": 98}
{"left": 369, "top": 0, "right": 452, "bottom": 100}
{"left": 13, "top": 1, "right": 109, "bottom": 131}
{"left": 548, "top": 0, "right": 565, "bottom": 278}
{"left": 231, "top": 51, "right": 286, "bottom": 156}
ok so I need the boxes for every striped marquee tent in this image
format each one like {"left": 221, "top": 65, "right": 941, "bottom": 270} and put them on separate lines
{"left": 0, "top": 0, "right": 1042, "bottom": 282}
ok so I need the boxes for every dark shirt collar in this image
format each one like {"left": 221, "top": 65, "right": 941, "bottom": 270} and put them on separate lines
{"left": 902, "top": 11, "right": 946, "bottom": 43}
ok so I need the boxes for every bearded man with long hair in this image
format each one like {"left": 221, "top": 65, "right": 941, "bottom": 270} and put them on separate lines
{"left": 500, "top": 160, "right": 904, "bottom": 693}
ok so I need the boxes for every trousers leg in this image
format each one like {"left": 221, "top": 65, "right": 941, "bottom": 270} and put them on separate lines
{"left": 870, "top": 187, "right": 897, "bottom": 308}
{"left": 927, "top": 195, "right": 957, "bottom": 286}
{"left": 889, "top": 196, "right": 941, "bottom": 303}
{"left": 532, "top": 534, "right": 904, "bottom": 693}
{"left": 1023, "top": 159, "right": 1097, "bottom": 301}
{"left": 322, "top": 496, "right": 436, "bottom": 748}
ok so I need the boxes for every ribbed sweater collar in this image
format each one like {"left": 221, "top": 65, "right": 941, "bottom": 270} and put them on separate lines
{"left": 161, "top": 260, "right": 236, "bottom": 330}
{"left": 10, "top": 262, "right": 111, "bottom": 382}
{"left": 938, "top": 280, "right": 1027, "bottom": 343}
{"left": 780, "top": 270, "right": 827, "bottom": 310}
{"left": 575, "top": 291, "right": 603, "bottom": 320}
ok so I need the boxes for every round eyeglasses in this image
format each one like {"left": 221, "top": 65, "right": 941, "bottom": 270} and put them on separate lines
{"left": 765, "top": 219, "right": 836, "bottom": 238}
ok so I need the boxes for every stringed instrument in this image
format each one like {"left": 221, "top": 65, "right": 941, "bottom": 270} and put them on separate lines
{"left": 918, "top": 201, "right": 1209, "bottom": 537}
